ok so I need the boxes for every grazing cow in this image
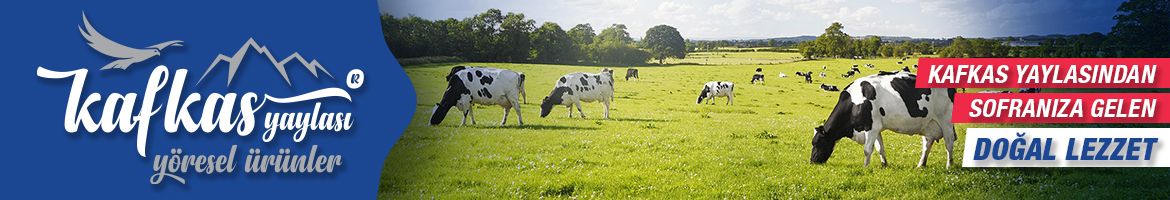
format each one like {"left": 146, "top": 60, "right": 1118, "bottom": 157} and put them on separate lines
{"left": 751, "top": 68, "right": 766, "bottom": 84}
{"left": 897, "top": 61, "right": 903, "bottom": 65}
{"left": 626, "top": 68, "right": 640, "bottom": 81}
{"left": 697, "top": 81, "right": 735, "bottom": 105}
{"left": 430, "top": 66, "right": 525, "bottom": 126}
{"left": 841, "top": 70, "right": 857, "bottom": 78}
{"left": 809, "top": 72, "right": 957, "bottom": 168}
{"left": 540, "top": 69, "right": 616, "bottom": 119}
{"left": 820, "top": 83, "right": 840, "bottom": 91}
{"left": 778, "top": 72, "right": 788, "bottom": 78}
{"left": 795, "top": 71, "right": 813, "bottom": 83}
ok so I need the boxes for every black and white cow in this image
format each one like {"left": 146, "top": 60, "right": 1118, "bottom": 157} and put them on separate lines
{"left": 795, "top": 71, "right": 813, "bottom": 83}
{"left": 841, "top": 70, "right": 856, "bottom": 78}
{"left": 810, "top": 72, "right": 957, "bottom": 168}
{"left": 820, "top": 84, "right": 840, "bottom": 91}
{"left": 540, "top": 69, "right": 616, "bottom": 119}
{"left": 430, "top": 66, "right": 526, "bottom": 126}
{"left": 626, "top": 68, "right": 640, "bottom": 81}
{"left": 751, "top": 68, "right": 765, "bottom": 84}
{"left": 697, "top": 81, "right": 735, "bottom": 105}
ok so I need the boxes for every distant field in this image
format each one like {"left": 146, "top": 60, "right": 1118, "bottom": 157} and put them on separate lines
{"left": 664, "top": 51, "right": 802, "bottom": 65}
{"left": 379, "top": 52, "right": 1170, "bottom": 199}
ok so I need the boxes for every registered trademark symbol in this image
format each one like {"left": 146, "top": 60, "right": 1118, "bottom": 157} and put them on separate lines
{"left": 346, "top": 69, "right": 364, "bottom": 89}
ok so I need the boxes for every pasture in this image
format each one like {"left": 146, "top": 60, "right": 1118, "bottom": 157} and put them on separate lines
{"left": 379, "top": 53, "right": 1170, "bottom": 199}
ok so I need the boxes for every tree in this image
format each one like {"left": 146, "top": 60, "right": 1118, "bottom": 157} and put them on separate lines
{"left": 597, "top": 24, "right": 633, "bottom": 44}
{"left": 643, "top": 25, "right": 686, "bottom": 64}
{"left": 531, "top": 22, "right": 574, "bottom": 63}
{"left": 567, "top": 24, "right": 597, "bottom": 63}
{"left": 816, "top": 22, "right": 852, "bottom": 58}
{"left": 468, "top": 9, "right": 504, "bottom": 61}
{"left": 568, "top": 24, "right": 596, "bottom": 46}
{"left": 589, "top": 24, "right": 650, "bottom": 65}
{"left": 860, "top": 36, "right": 881, "bottom": 57}
{"left": 499, "top": 12, "right": 535, "bottom": 62}
{"left": 1110, "top": 0, "right": 1170, "bottom": 57}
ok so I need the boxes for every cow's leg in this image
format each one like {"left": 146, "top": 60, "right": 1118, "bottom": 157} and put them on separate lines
{"left": 459, "top": 109, "right": 469, "bottom": 126}
{"left": 727, "top": 94, "right": 734, "bottom": 105}
{"left": 567, "top": 105, "right": 573, "bottom": 118}
{"left": 468, "top": 106, "right": 477, "bottom": 125}
{"left": 602, "top": 100, "right": 611, "bottom": 119}
{"left": 918, "top": 136, "right": 935, "bottom": 168}
{"left": 512, "top": 97, "right": 524, "bottom": 126}
{"left": 575, "top": 101, "right": 586, "bottom": 118}
{"left": 500, "top": 105, "right": 510, "bottom": 126}
{"left": 943, "top": 123, "right": 957, "bottom": 168}
{"left": 863, "top": 130, "right": 880, "bottom": 167}
{"left": 875, "top": 133, "right": 888, "bottom": 167}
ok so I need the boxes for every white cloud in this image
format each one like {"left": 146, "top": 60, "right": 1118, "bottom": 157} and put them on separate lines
{"left": 653, "top": 1, "right": 696, "bottom": 22}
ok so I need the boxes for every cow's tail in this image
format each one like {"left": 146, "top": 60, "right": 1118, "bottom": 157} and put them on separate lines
{"left": 518, "top": 73, "right": 527, "bottom": 104}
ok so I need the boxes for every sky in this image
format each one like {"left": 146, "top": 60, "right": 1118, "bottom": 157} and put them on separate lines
{"left": 377, "top": 0, "right": 1124, "bottom": 40}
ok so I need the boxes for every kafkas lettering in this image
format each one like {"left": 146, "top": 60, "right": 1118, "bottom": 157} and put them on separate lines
{"left": 36, "top": 65, "right": 353, "bottom": 184}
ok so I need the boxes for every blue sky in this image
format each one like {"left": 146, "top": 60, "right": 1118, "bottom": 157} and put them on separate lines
{"left": 377, "top": 0, "right": 1123, "bottom": 40}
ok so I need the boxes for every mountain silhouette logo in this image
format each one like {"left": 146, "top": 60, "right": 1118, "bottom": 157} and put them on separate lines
{"left": 197, "top": 38, "right": 334, "bottom": 86}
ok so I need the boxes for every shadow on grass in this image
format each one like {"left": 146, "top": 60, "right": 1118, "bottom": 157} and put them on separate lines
{"left": 607, "top": 117, "right": 673, "bottom": 122}
{"left": 469, "top": 124, "right": 600, "bottom": 131}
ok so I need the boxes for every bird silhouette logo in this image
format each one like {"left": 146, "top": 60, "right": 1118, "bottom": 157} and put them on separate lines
{"left": 79, "top": 12, "right": 183, "bottom": 70}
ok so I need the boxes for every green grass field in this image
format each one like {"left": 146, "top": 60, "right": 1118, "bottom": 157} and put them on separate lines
{"left": 378, "top": 54, "right": 1170, "bottom": 199}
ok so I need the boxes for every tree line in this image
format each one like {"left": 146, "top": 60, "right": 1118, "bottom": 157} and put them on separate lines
{"left": 796, "top": 22, "right": 937, "bottom": 59}
{"left": 381, "top": 9, "right": 687, "bottom": 66}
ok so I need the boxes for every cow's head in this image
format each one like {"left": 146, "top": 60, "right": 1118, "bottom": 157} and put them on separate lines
{"left": 430, "top": 68, "right": 471, "bottom": 125}
{"left": 810, "top": 88, "right": 868, "bottom": 164}
{"left": 540, "top": 86, "right": 572, "bottom": 117}
{"left": 696, "top": 86, "right": 710, "bottom": 104}
{"left": 810, "top": 125, "right": 845, "bottom": 164}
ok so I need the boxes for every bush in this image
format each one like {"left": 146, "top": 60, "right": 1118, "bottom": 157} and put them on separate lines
{"left": 396, "top": 56, "right": 464, "bottom": 66}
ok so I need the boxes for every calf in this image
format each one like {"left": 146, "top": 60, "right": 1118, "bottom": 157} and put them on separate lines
{"left": 697, "top": 81, "right": 735, "bottom": 105}
{"left": 751, "top": 68, "right": 765, "bottom": 84}
{"left": 430, "top": 66, "right": 525, "bottom": 126}
{"left": 777, "top": 72, "right": 788, "bottom": 78}
{"left": 540, "top": 69, "right": 616, "bottom": 119}
{"left": 819, "top": 84, "right": 840, "bottom": 91}
{"left": 626, "top": 68, "right": 640, "bottom": 81}
{"left": 809, "top": 72, "right": 957, "bottom": 168}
